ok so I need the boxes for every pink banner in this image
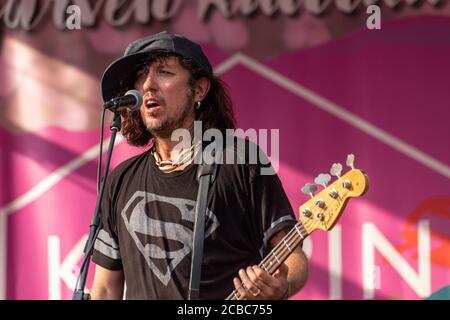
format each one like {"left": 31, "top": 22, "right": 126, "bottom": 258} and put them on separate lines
{"left": 0, "top": 2, "right": 449, "bottom": 300}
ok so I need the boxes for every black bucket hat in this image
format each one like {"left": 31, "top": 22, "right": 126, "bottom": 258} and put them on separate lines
{"left": 101, "top": 31, "right": 213, "bottom": 103}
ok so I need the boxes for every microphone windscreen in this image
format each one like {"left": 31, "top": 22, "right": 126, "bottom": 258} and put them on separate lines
{"left": 125, "top": 90, "right": 143, "bottom": 111}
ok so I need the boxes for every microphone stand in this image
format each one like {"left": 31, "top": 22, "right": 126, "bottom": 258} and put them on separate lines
{"left": 72, "top": 111, "right": 122, "bottom": 300}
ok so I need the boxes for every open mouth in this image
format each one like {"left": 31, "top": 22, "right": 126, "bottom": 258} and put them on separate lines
{"left": 146, "top": 100, "right": 161, "bottom": 109}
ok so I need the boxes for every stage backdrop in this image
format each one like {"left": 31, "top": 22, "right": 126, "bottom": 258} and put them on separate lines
{"left": 0, "top": 1, "right": 449, "bottom": 300}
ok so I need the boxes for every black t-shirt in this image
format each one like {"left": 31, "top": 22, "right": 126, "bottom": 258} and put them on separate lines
{"left": 92, "top": 138, "right": 296, "bottom": 300}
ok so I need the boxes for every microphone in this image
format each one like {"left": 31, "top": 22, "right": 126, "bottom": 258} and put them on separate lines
{"left": 104, "top": 90, "right": 143, "bottom": 112}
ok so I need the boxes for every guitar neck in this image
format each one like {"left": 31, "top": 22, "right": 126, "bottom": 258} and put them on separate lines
{"left": 225, "top": 221, "right": 309, "bottom": 300}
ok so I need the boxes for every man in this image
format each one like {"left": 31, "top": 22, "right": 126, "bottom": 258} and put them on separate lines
{"left": 91, "top": 31, "right": 308, "bottom": 300}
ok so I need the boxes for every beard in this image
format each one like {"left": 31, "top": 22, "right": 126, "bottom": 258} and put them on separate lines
{"left": 143, "top": 95, "right": 195, "bottom": 140}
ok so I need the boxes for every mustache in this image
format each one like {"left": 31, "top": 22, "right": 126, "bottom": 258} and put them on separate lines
{"left": 143, "top": 92, "right": 165, "bottom": 105}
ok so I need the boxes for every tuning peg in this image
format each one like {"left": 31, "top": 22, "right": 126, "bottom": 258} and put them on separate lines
{"left": 346, "top": 154, "right": 355, "bottom": 170}
{"left": 301, "top": 183, "right": 318, "bottom": 198}
{"left": 330, "top": 163, "right": 342, "bottom": 178}
{"left": 314, "top": 173, "right": 331, "bottom": 188}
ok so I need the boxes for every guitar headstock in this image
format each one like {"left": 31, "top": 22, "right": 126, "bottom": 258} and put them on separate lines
{"left": 299, "top": 154, "right": 369, "bottom": 234}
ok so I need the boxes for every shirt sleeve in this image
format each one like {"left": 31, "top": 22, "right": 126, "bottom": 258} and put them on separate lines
{"left": 92, "top": 173, "right": 123, "bottom": 271}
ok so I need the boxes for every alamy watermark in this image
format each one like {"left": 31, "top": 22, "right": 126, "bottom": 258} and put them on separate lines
{"left": 66, "top": 5, "right": 81, "bottom": 30}
{"left": 170, "top": 121, "right": 279, "bottom": 176}
{"left": 366, "top": 5, "right": 381, "bottom": 30}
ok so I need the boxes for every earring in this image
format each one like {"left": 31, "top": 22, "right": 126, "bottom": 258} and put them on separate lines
{"left": 195, "top": 101, "right": 201, "bottom": 110}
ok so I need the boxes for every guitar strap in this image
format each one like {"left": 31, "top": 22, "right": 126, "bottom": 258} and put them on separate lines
{"left": 188, "top": 147, "right": 220, "bottom": 300}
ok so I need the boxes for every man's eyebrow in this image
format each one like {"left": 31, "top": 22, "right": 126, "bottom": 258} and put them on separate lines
{"left": 158, "top": 60, "right": 177, "bottom": 68}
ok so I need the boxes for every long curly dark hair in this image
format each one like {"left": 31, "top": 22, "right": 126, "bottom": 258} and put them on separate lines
{"left": 118, "top": 52, "right": 236, "bottom": 147}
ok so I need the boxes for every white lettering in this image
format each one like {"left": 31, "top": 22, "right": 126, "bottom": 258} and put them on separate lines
{"left": 304, "top": 0, "right": 333, "bottom": 15}
{"left": 366, "top": 4, "right": 381, "bottom": 30}
{"left": 66, "top": 5, "right": 81, "bottom": 30}
{"left": 0, "top": 0, "right": 442, "bottom": 30}
{"left": 336, "top": 0, "right": 362, "bottom": 13}
{"left": 48, "top": 235, "right": 89, "bottom": 299}
{"left": 0, "top": 0, "right": 49, "bottom": 30}
{"left": 328, "top": 224, "right": 342, "bottom": 299}
{"left": 362, "top": 221, "right": 430, "bottom": 299}
{"left": 178, "top": 304, "right": 211, "bottom": 317}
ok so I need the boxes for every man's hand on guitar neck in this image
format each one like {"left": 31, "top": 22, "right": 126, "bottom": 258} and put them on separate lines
{"left": 232, "top": 229, "right": 309, "bottom": 300}
{"left": 233, "top": 263, "right": 289, "bottom": 300}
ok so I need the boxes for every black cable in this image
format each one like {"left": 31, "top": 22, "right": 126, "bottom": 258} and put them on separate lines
{"left": 97, "top": 109, "right": 107, "bottom": 194}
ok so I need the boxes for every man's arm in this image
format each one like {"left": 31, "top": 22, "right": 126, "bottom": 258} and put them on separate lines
{"left": 233, "top": 229, "right": 309, "bottom": 300}
{"left": 90, "top": 264, "right": 125, "bottom": 300}
{"left": 271, "top": 229, "right": 309, "bottom": 298}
